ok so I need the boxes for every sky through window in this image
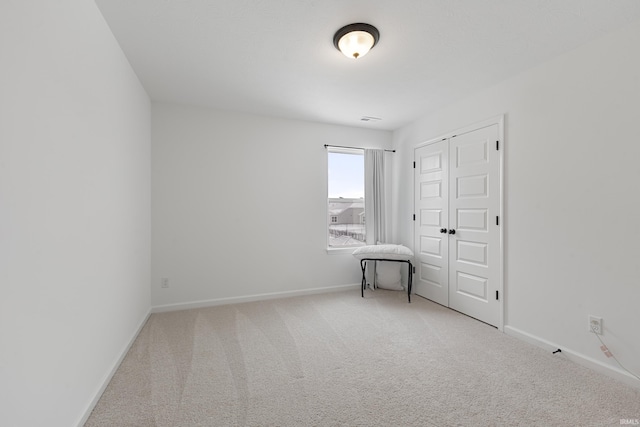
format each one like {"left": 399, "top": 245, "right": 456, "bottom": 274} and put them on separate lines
{"left": 328, "top": 152, "right": 364, "bottom": 199}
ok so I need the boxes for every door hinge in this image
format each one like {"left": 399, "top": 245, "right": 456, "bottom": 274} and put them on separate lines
{"left": 412, "top": 266, "right": 416, "bottom": 274}
{"left": 413, "top": 214, "right": 416, "bottom": 221}
{"left": 496, "top": 290, "right": 499, "bottom": 300}
{"left": 496, "top": 216, "right": 499, "bottom": 226}
{"left": 413, "top": 161, "right": 416, "bottom": 168}
{"left": 496, "top": 140, "right": 499, "bottom": 151}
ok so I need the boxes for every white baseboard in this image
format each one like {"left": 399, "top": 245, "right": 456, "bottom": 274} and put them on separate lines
{"left": 151, "top": 283, "right": 361, "bottom": 313}
{"left": 76, "top": 309, "right": 152, "bottom": 427}
{"left": 504, "top": 325, "right": 640, "bottom": 390}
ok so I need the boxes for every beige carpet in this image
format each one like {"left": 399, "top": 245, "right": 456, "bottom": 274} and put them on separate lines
{"left": 86, "top": 290, "right": 640, "bottom": 426}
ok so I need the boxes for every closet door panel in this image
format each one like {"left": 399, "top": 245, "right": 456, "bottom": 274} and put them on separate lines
{"left": 448, "top": 125, "right": 500, "bottom": 326}
{"left": 414, "top": 140, "right": 449, "bottom": 306}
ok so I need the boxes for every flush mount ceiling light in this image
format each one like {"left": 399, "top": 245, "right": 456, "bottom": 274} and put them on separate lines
{"left": 333, "top": 23, "right": 380, "bottom": 59}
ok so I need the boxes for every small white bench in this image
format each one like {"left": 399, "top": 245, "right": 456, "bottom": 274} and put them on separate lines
{"left": 352, "top": 244, "right": 415, "bottom": 302}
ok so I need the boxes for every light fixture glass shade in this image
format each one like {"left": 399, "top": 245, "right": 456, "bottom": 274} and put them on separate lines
{"left": 333, "top": 23, "right": 380, "bottom": 60}
{"left": 337, "top": 30, "right": 375, "bottom": 59}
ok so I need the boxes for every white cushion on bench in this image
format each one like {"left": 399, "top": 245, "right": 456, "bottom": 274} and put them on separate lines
{"left": 352, "top": 244, "right": 414, "bottom": 261}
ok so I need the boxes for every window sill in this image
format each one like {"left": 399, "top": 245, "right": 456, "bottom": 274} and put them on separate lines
{"left": 326, "top": 247, "right": 360, "bottom": 255}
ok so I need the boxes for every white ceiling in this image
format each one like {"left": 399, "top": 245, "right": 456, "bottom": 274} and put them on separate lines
{"left": 95, "top": 0, "right": 640, "bottom": 131}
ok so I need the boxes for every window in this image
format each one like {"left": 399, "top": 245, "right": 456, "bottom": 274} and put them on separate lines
{"left": 327, "top": 149, "right": 365, "bottom": 248}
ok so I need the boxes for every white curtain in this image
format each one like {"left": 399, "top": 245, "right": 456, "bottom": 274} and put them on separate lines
{"left": 364, "top": 149, "right": 387, "bottom": 245}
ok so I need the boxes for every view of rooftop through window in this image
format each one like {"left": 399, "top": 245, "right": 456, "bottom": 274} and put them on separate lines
{"left": 327, "top": 151, "right": 365, "bottom": 247}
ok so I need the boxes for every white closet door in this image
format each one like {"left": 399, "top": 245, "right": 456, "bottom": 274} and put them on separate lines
{"left": 413, "top": 122, "right": 502, "bottom": 327}
{"left": 414, "top": 140, "right": 449, "bottom": 306}
{"left": 448, "top": 124, "right": 500, "bottom": 326}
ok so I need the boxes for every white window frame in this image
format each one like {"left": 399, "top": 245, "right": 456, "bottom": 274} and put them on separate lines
{"left": 326, "top": 147, "right": 366, "bottom": 254}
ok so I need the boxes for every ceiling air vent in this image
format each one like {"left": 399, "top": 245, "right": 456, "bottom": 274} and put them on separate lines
{"left": 360, "top": 116, "right": 382, "bottom": 122}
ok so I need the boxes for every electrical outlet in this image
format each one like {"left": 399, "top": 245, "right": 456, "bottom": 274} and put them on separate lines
{"left": 161, "top": 278, "right": 169, "bottom": 288}
{"left": 588, "top": 315, "right": 603, "bottom": 335}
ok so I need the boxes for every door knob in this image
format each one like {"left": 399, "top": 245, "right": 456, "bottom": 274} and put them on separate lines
{"left": 448, "top": 229, "right": 456, "bottom": 235}
{"left": 440, "top": 228, "right": 447, "bottom": 234}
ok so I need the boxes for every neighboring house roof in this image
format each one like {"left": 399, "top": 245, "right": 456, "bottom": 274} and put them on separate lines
{"left": 328, "top": 199, "right": 364, "bottom": 216}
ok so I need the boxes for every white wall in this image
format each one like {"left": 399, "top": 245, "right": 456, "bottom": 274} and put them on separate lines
{"left": 0, "top": 2, "right": 151, "bottom": 426}
{"left": 152, "top": 103, "right": 391, "bottom": 308}
{"left": 391, "top": 20, "right": 640, "bottom": 384}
